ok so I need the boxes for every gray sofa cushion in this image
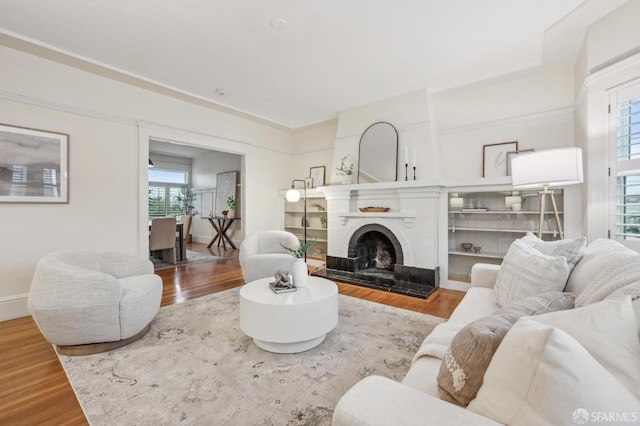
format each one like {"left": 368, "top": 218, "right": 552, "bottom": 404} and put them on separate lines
{"left": 437, "top": 291, "right": 575, "bottom": 407}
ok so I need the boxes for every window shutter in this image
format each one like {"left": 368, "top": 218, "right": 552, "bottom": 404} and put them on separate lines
{"left": 612, "top": 86, "right": 640, "bottom": 241}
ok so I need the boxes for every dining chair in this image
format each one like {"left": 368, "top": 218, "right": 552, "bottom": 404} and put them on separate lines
{"left": 176, "top": 214, "right": 192, "bottom": 259}
{"left": 150, "top": 217, "right": 177, "bottom": 264}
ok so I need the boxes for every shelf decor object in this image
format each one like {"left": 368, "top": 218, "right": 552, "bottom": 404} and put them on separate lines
{"left": 511, "top": 147, "right": 583, "bottom": 239}
{"left": 483, "top": 141, "right": 518, "bottom": 178}
{"left": 309, "top": 166, "right": 325, "bottom": 188}
{"left": 359, "top": 207, "right": 389, "bottom": 212}
{"left": 286, "top": 179, "right": 308, "bottom": 261}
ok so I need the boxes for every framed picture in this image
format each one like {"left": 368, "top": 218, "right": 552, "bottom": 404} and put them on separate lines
{"left": 0, "top": 124, "right": 69, "bottom": 203}
{"left": 310, "top": 166, "right": 326, "bottom": 188}
{"left": 506, "top": 149, "right": 534, "bottom": 176}
{"left": 483, "top": 141, "right": 518, "bottom": 177}
{"left": 215, "top": 171, "right": 238, "bottom": 217}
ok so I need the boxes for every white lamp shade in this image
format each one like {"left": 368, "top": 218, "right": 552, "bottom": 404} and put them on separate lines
{"left": 511, "top": 147, "right": 583, "bottom": 189}
{"left": 286, "top": 188, "right": 301, "bottom": 202}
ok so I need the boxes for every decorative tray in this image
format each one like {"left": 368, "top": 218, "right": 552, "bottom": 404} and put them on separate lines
{"left": 359, "top": 207, "right": 389, "bottom": 212}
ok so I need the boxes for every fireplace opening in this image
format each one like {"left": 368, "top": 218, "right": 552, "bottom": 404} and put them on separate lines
{"left": 354, "top": 231, "right": 396, "bottom": 279}
{"left": 313, "top": 223, "right": 438, "bottom": 299}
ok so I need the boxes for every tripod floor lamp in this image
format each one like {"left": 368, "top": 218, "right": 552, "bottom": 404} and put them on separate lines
{"left": 511, "top": 147, "right": 583, "bottom": 240}
{"left": 285, "top": 179, "right": 307, "bottom": 261}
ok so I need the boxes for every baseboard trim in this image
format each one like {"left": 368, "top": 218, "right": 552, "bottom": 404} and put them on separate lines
{"left": 0, "top": 293, "right": 30, "bottom": 321}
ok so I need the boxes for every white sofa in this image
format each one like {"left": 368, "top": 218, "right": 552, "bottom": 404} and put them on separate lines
{"left": 333, "top": 238, "right": 640, "bottom": 425}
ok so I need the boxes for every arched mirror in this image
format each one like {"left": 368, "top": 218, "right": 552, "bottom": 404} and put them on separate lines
{"left": 358, "top": 122, "right": 398, "bottom": 183}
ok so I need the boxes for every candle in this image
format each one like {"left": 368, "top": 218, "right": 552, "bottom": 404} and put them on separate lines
{"left": 405, "top": 146, "right": 408, "bottom": 165}
{"left": 413, "top": 148, "right": 416, "bottom": 167}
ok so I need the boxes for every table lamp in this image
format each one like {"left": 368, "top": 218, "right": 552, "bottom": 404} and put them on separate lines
{"left": 511, "top": 147, "right": 583, "bottom": 239}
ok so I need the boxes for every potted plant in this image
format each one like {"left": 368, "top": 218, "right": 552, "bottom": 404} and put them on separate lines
{"left": 175, "top": 184, "right": 198, "bottom": 242}
{"left": 281, "top": 238, "right": 316, "bottom": 288}
{"left": 320, "top": 216, "right": 327, "bottom": 228}
{"left": 226, "top": 196, "right": 237, "bottom": 218}
{"left": 176, "top": 184, "right": 198, "bottom": 217}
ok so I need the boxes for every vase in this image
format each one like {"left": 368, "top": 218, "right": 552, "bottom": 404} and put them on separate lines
{"left": 291, "top": 258, "right": 308, "bottom": 288}
{"left": 342, "top": 175, "right": 352, "bottom": 185}
{"left": 228, "top": 210, "right": 235, "bottom": 219}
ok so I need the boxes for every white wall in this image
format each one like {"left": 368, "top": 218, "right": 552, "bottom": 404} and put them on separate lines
{"left": 432, "top": 64, "right": 576, "bottom": 179}
{"left": 574, "top": 0, "right": 640, "bottom": 243}
{"left": 586, "top": 0, "right": 640, "bottom": 73}
{"left": 330, "top": 90, "right": 438, "bottom": 184}
{"left": 289, "top": 119, "right": 337, "bottom": 186}
{"left": 192, "top": 151, "right": 242, "bottom": 190}
{"left": 0, "top": 45, "right": 292, "bottom": 320}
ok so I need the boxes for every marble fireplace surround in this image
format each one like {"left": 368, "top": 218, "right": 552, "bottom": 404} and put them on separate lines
{"left": 314, "top": 181, "right": 443, "bottom": 298}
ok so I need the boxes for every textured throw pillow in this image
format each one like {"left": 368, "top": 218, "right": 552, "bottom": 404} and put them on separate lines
{"left": 467, "top": 316, "right": 640, "bottom": 426}
{"left": 520, "top": 232, "right": 586, "bottom": 269}
{"left": 437, "top": 292, "right": 575, "bottom": 407}
{"left": 494, "top": 239, "right": 570, "bottom": 307}
{"left": 575, "top": 258, "right": 640, "bottom": 307}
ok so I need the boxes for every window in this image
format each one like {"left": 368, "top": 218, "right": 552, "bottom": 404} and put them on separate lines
{"left": 148, "top": 169, "right": 188, "bottom": 219}
{"left": 610, "top": 82, "right": 640, "bottom": 243}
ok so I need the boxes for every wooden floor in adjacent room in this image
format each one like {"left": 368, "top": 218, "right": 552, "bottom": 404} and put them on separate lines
{"left": 0, "top": 243, "right": 464, "bottom": 426}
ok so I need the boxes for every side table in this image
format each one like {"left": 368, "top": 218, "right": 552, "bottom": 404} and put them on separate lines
{"left": 206, "top": 216, "right": 238, "bottom": 249}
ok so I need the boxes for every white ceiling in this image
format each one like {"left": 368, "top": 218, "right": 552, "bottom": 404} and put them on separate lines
{"left": 0, "top": 0, "right": 626, "bottom": 129}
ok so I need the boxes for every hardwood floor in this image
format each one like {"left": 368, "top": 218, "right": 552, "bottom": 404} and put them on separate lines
{"left": 0, "top": 244, "right": 464, "bottom": 425}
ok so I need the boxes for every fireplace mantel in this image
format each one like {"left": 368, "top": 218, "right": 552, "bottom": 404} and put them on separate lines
{"left": 337, "top": 212, "right": 417, "bottom": 227}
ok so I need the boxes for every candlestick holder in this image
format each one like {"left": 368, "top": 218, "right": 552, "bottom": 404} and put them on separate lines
{"left": 413, "top": 166, "right": 416, "bottom": 180}
{"left": 405, "top": 163, "right": 408, "bottom": 181}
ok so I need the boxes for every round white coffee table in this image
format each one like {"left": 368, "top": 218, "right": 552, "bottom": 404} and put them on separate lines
{"left": 239, "top": 276, "right": 339, "bottom": 353}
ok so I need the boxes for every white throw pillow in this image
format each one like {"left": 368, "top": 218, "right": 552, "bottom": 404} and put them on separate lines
{"left": 565, "top": 238, "right": 638, "bottom": 296}
{"left": 467, "top": 316, "right": 640, "bottom": 426}
{"left": 520, "top": 232, "right": 586, "bottom": 268}
{"left": 575, "top": 258, "right": 640, "bottom": 307}
{"left": 532, "top": 296, "right": 640, "bottom": 400}
{"left": 494, "top": 239, "right": 570, "bottom": 307}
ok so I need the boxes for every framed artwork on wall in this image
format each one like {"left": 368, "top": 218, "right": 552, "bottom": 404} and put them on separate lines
{"left": 0, "top": 123, "right": 69, "bottom": 203}
{"left": 506, "top": 149, "right": 534, "bottom": 176}
{"left": 310, "top": 166, "right": 326, "bottom": 188}
{"left": 483, "top": 141, "right": 518, "bottom": 177}
{"left": 215, "top": 171, "right": 238, "bottom": 217}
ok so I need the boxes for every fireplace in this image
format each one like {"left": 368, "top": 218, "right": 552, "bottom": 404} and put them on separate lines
{"left": 350, "top": 224, "right": 402, "bottom": 279}
{"left": 313, "top": 224, "right": 438, "bottom": 298}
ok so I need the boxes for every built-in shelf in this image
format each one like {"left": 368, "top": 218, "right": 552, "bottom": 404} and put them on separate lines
{"left": 449, "top": 210, "right": 563, "bottom": 215}
{"left": 283, "top": 193, "right": 328, "bottom": 261}
{"left": 448, "top": 250, "right": 503, "bottom": 259}
{"left": 448, "top": 189, "right": 565, "bottom": 283}
{"left": 284, "top": 210, "right": 326, "bottom": 214}
{"left": 449, "top": 227, "right": 561, "bottom": 235}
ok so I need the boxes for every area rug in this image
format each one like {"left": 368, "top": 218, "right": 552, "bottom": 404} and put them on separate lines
{"left": 58, "top": 288, "right": 445, "bottom": 425}
{"left": 151, "top": 249, "right": 220, "bottom": 271}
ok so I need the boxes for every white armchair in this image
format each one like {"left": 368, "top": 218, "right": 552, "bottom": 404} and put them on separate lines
{"left": 28, "top": 250, "right": 162, "bottom": 355}
{"left": 239, "top": 230, "right": 300, "bottom": 282}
